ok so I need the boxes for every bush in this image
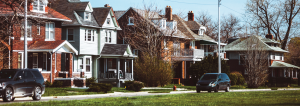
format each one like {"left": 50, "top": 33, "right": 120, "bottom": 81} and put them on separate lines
{"left": 52, "top": 80, "right": 63, "bottom": 87}
{"left": 45, "top": 81, "right": 52, "bottom": 87}
{"left": 86, "top": 77, "right": 97, "bottom": 87}
{"left": 124, "top": 81, "right": 144, "bottom": 91}
{"left": 87, "top": 83, "right": 112, "bottom": 93}
{"left": 229, "top": 72, "right": 245, "bottom": 85}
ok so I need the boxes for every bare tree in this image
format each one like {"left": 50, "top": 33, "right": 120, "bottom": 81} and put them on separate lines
{"left": 195, "top": 11, "right": 217, "bottom": 40}
{"left": 246, "top": 0, "right": 300, "bottom": 50}
{"left": 220, "top": 14, "right": 243, "bottom": 43}
{"left": 241, "top": 36, "right": 269, "bottom": 88}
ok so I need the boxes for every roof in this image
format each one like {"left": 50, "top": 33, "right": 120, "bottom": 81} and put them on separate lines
{"left": 261, "top": 38, "right": 281, "bottom": 44}
{"left": 101, "top": 44, "right": 129, "bottom": 55}
{"left": 224, "top": 35, "right": 288, "bottom": 52}
{"left": 114, "top": 11, "right": 126, "bottom": 19}
{"left": 185, "top": 21, "right": 204, "bottom": 30}
{"left": 13, "top": 40, "right": 78, "bottom": 55}
{"left": 53, "top": 0, "right": 99, "bottom": 27}
{"left": 270, "top": 61, "right": 300, "bottom": 69}
{"left": 0, "top": 4, "right": 71, "bottom": 22}
{"left": 93, "top": 7, "right": 111, "bottom": 27}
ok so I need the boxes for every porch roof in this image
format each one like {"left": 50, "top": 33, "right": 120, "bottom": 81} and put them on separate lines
{"left": 13, "top": 40, "right": 78, "bottom": 55}
{"left": 199, "top": 39, "right": 226, "bottom": 45}
{"left": 269, "top": 61, "right": 300, "bottom": 69}
{"left": 101, "top": 44, "right": 137, "bottom": 58}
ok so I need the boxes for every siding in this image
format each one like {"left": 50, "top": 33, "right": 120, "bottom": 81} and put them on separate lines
{"left": 79, "top": 27, "right": 98, "bottom": 55}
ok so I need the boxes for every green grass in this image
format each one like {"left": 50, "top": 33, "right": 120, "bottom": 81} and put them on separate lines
{"left": 5, "top": 90, "right": 300, "bottom": 106}
{"left": 43, "top": 87, "right": 107, "bottom": 96}
{"left": 162, "top": 84, "right": 196, "bottom": 90}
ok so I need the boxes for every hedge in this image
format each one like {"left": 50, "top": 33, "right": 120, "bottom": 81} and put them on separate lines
{"left": 124, "top": 81, "right": 144, "bottom": 91}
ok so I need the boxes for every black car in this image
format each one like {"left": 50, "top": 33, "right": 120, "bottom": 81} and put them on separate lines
{"left": 196, "top": 73, "right": 231, "bottom": 93}
{"left": 0, "top": 69, "right": 45, "bottom": 102}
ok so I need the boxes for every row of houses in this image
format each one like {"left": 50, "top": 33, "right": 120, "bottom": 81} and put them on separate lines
{"left": 0, "top": 0, "right": 298, "bottom": 87}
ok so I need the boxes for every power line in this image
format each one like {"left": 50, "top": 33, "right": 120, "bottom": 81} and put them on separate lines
{"left": 221, "top": 5, "right": 245, "bottom": 16}
{"left": 164, "top": 0, "right": 217, "bottom": 5}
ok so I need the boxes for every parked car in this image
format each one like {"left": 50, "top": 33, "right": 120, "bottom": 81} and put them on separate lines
{"left": 196, "top": 73, "right": 231, "bottom": 93}
{"left": 0, "top": 69, "right": 45, "bottom": 102}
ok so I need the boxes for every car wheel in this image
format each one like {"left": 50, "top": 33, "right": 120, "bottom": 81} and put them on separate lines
{"left": 197, "top": 89, "right": 200, "bottom": 93}
{"left": 214, "top": 85, "right": 219, "bottom": 92}
{"left": 208, "top": 90, "right": 211, "bottom": 93}
{"left": 225, "top": 86, "right": 230, "bottom": 92}
{"left": 32, "top": 86, "right": 42, "bottom": 100}
{"left": 3, "top": 87, "right": 13, "bottom": 102}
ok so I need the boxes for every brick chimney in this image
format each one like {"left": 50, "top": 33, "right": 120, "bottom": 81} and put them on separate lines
{"left": 188, "top": 11, "right": 194, "bottom": 21}
{"left": 165, "top": 6, "right": 172, "bottom": 21}
{"left": 266, "top": 34, "right": 273, "bottom": 39}
{"left": 104, "top": 4, "right": 110, "bottom": 7}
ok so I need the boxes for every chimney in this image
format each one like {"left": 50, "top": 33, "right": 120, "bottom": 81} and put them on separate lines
{"left": 188, "top": 11, "right": 194, "bottom": 21}
{"left": 266, "top": 34, "right": 273, "bottom": 39}
{"left": 165, "top": 6, "right": 172, "bottom": 21}
{"left": 104, "top": 4, "right": 110, "bottom": 7}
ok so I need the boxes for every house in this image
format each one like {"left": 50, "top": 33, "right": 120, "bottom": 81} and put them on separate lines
{"left": 224, "top": 35, "right": 299, "bottom": 85}
{"left": 0, "top": 0, "right": 78, "bottom": 83}
{"left": 115, "top": 6, "right": 226, "bottom": 85}
{"left": 53, "top": 0, "right": 136, "bottom": 87}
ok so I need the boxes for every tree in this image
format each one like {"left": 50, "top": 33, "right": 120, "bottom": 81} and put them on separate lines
{"left": 241, "top": 36, "right": 269, "bottom": 88}
{"left": 134, "top": 53, "right": 173, "bottom": 87}
{"left": 189, "top": 55, "right": 230, "bottom": 82}
{"left": 246, "top": 0, "right": 300, "bottom": 50}
{"left": 285, "top": 37, "right": 300, "bottom": 67}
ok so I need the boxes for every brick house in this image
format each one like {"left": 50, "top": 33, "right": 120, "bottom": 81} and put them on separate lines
{"left": 0, "top": 0, "right": 78, "bottom": 83}
{"left": 115, "top": 6, "right": 226, "bottom": 85}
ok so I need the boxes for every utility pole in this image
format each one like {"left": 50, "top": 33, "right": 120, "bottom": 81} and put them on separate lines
{"left": 24, "top": 0, "right": 28, "bottom": 69}
{"left": 218, "top": 0, "right": 221, "bottom": 73}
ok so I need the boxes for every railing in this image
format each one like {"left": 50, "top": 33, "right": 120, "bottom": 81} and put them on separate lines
{"left": 99, "top": 73, "right": 133, "bottom": 79}
{"left": 194, "top": 49, "right": 204, "bottom": 58}
{"left": 204, "top": 52, "right": 214, "bottom": 57}
{"left": 172, "top": 49, "right": 204, "bottom": 57}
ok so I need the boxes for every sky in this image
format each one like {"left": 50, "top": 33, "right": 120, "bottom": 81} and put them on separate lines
{"left": 86, "top": 0, "right": 247, "bottom": 21}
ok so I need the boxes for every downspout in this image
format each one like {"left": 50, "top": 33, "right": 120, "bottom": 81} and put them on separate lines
{"left": 55, "top": 53, "right": 57, "bottom": 73}
{"left": 49, "top": 51, "right": 53, "bottom": 83}
{"left": 8, "top": 35, "right": 11, "bottom": 69}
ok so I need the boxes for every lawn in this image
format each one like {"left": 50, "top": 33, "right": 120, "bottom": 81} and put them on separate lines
{"left": 43, "top": 87, "right": 108, "bottom": 96}
{"left": 4, "top": 90, "right": 300, "bottom": 106}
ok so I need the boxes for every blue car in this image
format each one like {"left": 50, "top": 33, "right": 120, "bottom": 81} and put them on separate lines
{"left": 196, "top": 73, "right": 231, "bottom": 93}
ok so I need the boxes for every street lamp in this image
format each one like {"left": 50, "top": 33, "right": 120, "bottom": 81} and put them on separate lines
{"left": 218, "top": 0, "right": 221, "bottom": 73}
{"left": 24, "top": 0, "right": 28, "bottom": 69}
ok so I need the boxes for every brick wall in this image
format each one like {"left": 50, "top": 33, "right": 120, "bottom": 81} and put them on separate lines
{"left": 69, "top": 53, "right": 73, "bottom": 77}
{"left": 55, "top": 53, "right": 61, "bottom": 77}
{"left": 41, "top": 72, "right": 51, "bottom": 82}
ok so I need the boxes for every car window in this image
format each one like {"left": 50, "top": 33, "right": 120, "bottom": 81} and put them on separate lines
{"left": 200, "top": 74, "right": 218, "bottom": 80}
{"left": 25, "top": 71, "right": 35, "bottom": 79}
{"left": 31, "top": 71, "right": 43, "bottom": 79}
{"left": 15, "top": 71, "right": 25, "bottom": 79}
{"left": 222, "top": 74, "right": 230, "bottom": 80}
{"left": 0, "top": 71, "right": 16, "bottom": 79}
{"left": 218, "top": 75, "right": 222, "bottom": 79}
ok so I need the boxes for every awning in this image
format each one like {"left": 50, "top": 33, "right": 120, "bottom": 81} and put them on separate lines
{"left": 199, "top": 40, "right": 226, "bottom": 45}
{"left": 269, "top": 61, "right": 300, "bottom": 69}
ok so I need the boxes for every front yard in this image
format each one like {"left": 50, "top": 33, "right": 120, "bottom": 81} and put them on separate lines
{"left": 4, "top": 90, "right": 300, "bottom": 106}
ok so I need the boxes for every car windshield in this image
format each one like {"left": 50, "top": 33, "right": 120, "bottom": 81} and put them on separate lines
{"left": 200, "top": 74, "right": 218, "bottom": 80}
{"left": 0, "top": 70, "right": 16, "bottom": 79}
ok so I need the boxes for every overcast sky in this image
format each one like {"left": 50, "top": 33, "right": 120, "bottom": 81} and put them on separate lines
{"left": 87, "top": 0, "right": 247, "bottom": 21}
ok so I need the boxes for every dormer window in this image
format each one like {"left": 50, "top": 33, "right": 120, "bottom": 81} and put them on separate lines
{"left": 199, "top": 29, "right": 205, "bottom": 36}
{"left": 128, "top": 17, "right": 134, "bottom": 25}
{"left": 161, "top": 19, "right": 166, "bottom": 29}
{"left": 85, "top": 12, "right": 91, "bottom": 20}
{"left": 32, "top": 0, "right": 46, "bottom": 13}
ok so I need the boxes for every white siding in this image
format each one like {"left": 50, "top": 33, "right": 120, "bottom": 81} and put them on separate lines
{"left": 99, "top": 29, "right": 117, "bottom": 54}
{"left": 79, "top": 27, "right": 98, "bottom": 55}
{"left": 102, "top": 11, "right": 116, "bottom": 28}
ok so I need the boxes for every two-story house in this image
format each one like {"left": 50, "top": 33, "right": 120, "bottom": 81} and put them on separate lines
{"left": 0, "top": 0, "right": 78, "bottom": 83}
{"left": 53, "top": 0, "right": 136, "bottom": 87}
{"left": 115, "top": 6, "right": 225, "bottom": 85}
{"left": 224, "top": 35, "right": 299, "bottom": 80}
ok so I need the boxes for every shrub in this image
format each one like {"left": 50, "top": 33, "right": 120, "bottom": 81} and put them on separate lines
{"left": 86, "top": 77, "right": 97, "bottom": 87}
{"left": 125, "top": 81, "right": 144, "bottom": 91}
{"left": 52, "top": 80, "right": 63, "bottom": 87}
{"left": 229, "top": 72, "right": 245, "bottom": 85}
{"left": 87, "top": 83, "right": 112, "bottom": 93}
{"left": 45, "top": 80, "right": 52, "bottom": 87}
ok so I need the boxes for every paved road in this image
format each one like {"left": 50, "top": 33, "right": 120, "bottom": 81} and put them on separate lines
{"left": 0, "top": 88, "right": 298, "bottom": 104}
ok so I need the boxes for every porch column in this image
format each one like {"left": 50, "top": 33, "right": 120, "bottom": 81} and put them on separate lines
{"left": 292, "top": 70, "right": 293, "bottom": 78}
{"left": 284, "top": 68, "right": 286, "bottom": 77}
{"left": 104, "top": 58, "right": 107, "bottom": 78}
{"left": 116, "top": 58, "right": 120, "bottom": 87}
{"left": 124, "top": 59, "right": 127, "bottom": 73}
{"left": 296, "top": 70, "right": 298, "bottom": 78}
{"left": 131, "top": 59, "right": 133, "bottom": 80}
{"left": 272, "top": 69, "right": 273, "bottom": 77}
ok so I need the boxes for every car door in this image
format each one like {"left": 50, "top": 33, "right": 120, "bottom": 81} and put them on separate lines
{"left": 222, "top": 74, "right": 230, "bottom": 87}
{"left": 217, "top": 75, "right": 224, "bottom": 89}
{"left": 13, "top": 71, "right": 26, "bottom": 96}
{"left": 25, "top": 70, "right": 36, "bottom": 94}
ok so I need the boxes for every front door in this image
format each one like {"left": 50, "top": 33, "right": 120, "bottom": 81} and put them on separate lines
{"left": 32, "top": 53, "right": 38, "bottom": 69}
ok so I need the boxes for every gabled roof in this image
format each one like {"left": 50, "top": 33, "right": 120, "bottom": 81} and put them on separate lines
{"left": 270, "top": 61, "right": 300, "bottom": 69}
{"left": 114, "top": 11, "right": 126, "bottom": 19}
{"left": 185, "top": 21, "right": 204, "bottom": 30}
{"left": 101, "top": 44, "right": 136, "bottom": 57}
{"left": 224, "top": 35, "right": 288, "bottom": 52}
{"left": 13, "top": 40, "right": 78, "bottom": 55}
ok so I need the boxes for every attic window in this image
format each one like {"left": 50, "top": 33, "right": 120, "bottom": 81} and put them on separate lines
{"left": 85, "top": 12, "right": 91, "bottom": 20}
{"left": 199, "top": 29, "right": 205, "bottom": 36}
{"left": 32, "top": 0, "right": 46, "bottom": 12}
{"left": 128, "top": 17, "right": 134, "bottom": 25}
{"left": 107, "top": 18, "right": 110, "bottom": 24}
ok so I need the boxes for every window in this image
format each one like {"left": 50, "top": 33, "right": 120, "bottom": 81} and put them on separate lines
{"left": 107, "top": 18, "right": 110, "bottom": 24}
{"left": 42, "top": 53, "right": 47, "bottom": 71}
{"left": 32, "top": 0, "right": 45, "bottom": 12}
{"left": 79, "top": 58, "right": 83, "bottom": 69}
{"left": 163, "top": 39, "right": 167, "bottom": 49}
{"left": 123, "top": 37, "right": 129, "bottom": 44}
{"left": 45, "top": 22, "right": 55, "bottom": 40}
{"left": 33, "top": 53, "right": 38, "bottom": 68}
{"left": 37, "top": 24, "right": 40, "bottom": 35}
{"left": 105, "top": 31, "right": 111, "bottom": 43}
{"left": 85, "top": 12, "right": 90, "bottom": 20}
{"left": 32, "top": 71, "right": 43, "bottom": 79}
{"left": 272, "top": 53, "right": 275, "bottom": 59}
{"left": 173, "top": 41, "right": 180, "bottom": 56}
{"left": 109, "top": 32, "right": 112, "bottom": 43}
{"left": 21, "top": 22, "right": 32, "bottom": 39}
{"left": 25, "top": 71, "right": 35, "bottom": 79}
{"left": 128, "top": 17, "right": 134, "bottom": 25}
{"left": 18, "top": 53, "right": 23, "bottom": 69}
{"left": 67, "top": 29, "right": 74, "bottom": 41}
{"left": 133, "top": 49, "right": 138, "bottom": 56}
{"left": 244, "top": 69, "right": 248, "bottom": 74}
{"left": 239, "top": 54, "right": 245, "bottom": 65}
{"left": 199, "top": 29, "right": 205, "bottom": 36}
{"left": 86, "top": 58, "right": 90, "bottom": 72}
{"left": 85, "top": 29, "right": 95, "bottom": 42}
